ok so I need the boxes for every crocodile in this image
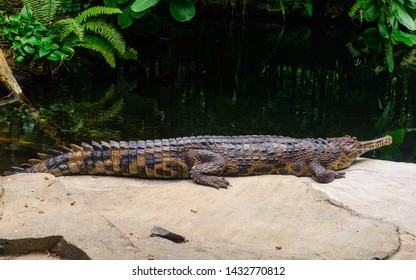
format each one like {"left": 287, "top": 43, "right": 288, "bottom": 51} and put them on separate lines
{"left": 5, "top": 135, "right": 392, "bottom": 188}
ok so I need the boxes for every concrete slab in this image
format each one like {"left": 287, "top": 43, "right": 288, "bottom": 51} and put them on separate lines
{"left": 1, "top": 159, "right": 409, "bottom": 260}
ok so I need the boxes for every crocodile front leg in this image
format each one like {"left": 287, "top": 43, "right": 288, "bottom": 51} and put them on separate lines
{"left": 185, "top": 149, "right": 229, "bottom": 189}
{"left": 308, "top": 160, "right": 345, "bottom": 183}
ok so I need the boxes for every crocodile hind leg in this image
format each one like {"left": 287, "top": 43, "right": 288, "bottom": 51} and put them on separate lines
{"left": 185, "top": 149, "right": 229, "bottom": 189}
{"left": 308, "top": 160, "right": 345, "bottom": 183}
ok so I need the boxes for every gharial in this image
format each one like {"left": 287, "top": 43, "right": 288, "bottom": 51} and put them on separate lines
{"left": 4, "top": 135, "right": 393, "bottom": 189}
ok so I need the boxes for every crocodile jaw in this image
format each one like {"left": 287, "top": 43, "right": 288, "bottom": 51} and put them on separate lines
{"left": 354, "top": 135, "right": 393, "bottom": 156}
{"left": 330, "top": 135, "right": 392, "bottom": 170}
{"left": 345, "top": 135, "right": 393, "bottom": 165}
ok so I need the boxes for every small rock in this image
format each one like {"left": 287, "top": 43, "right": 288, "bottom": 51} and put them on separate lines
{"left": 151, "top": 226, "right": 186, "bottom": 243}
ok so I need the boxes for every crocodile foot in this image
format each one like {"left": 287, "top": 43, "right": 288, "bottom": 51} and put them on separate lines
{"left": 191, "top": 174, "right": 230, "bottom": 189}
{"left": 309, "top": 160, "right": 346, "bottom": 183}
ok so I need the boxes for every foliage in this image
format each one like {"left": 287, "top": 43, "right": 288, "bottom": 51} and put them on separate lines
{"left": 1, "top": 0, "right": 138, "bottom": 69}
{"left": 104, "top": 0, "right": 195, "bottom": 28}
{"left": 22, "top": 0, "right": 61, "bottom": 27}
{"left": 0, "top": 6, "right": 74, "bottom": 64}
{"left": 350, "top": 0, "right": 416, "bottom": 72}
{"left": 0, "top": 106, "right": 37, "bottom": 134}
{"left": 278, "top": 0, "right": 313, "bottom": 19}
{"left": 54, "top": 5, "right": 138, "bottom": 67}
{"left": 60, "top": 0, "right": 97, "bottom": 14}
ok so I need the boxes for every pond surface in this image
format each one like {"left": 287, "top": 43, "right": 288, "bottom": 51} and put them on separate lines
{"left": 1, "top": 19, "right": 415, "bottom": 172}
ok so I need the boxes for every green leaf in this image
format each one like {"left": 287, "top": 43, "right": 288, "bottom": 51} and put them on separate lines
{"left": 118, "top": 12, "right": 135, "bottom": 29}
{"left": 392, "top": 2, "right": 416, "bottom": 30}
{"left": 131, "top": 0, "right": 160, "bottom": 12}
{"left": 43, "top": 43, "right": 59, "bottom": 51}
{"left": 118, "top": 3, "right": 146, "bottom": 29}
{"left": 51, "top": 50, "right": 69, "bottom": 61}
{"left": 378, "top": 23, "right": 389, "bottom": 39}
{"left": 169, "top": 0, "right": 195, "bottom": 22}
{"left": 361, "top": 27, "right": 383, "bottom": 48}
{"left": 46, "top": 52, "right": 60, "bottom": 61}
{"left": 405, "top": 0, "right": 416, "bottom": 9}
{"left": 386, "top": 41, "right": 394, "bottom": 72}
{"left": 33, "top": 32, "right": 43, "bottom": 39}
{"left": 23, "top": 25, "right": 35, "bottom": 37}
{"left": 61, "top": 45, "right": 75, "bottom": 56}
{"left": 391, "top": 29, "right": 416, "bottom": 46}
{"left": 23, "top": 44, "right": 36, "bottom": 54}
{"left": 39, "top": 47, "right": 51, "bottom": 58}
{"left": 362, "top": 2, "right": 379, "bottom": 22}
{"left": 27, "top": 36, "right": 42, "bottom": 46}
{"left": 17, "top": 45, "right": 25, "bottom": 55}
{"left": 20, "top": 37, "right": 29, "bottom": 45}
{"left": 20, "top": 5, "right": 33, "bottom": 20}
{"left": 41, "top": 36, "right": 54, "bottom": 44}
{"left": 9, "top": 14, "right": 21, "bottom": 22}
{"left": 33, "top": 24, "right": 47, "bottom": 32}
{"left": 305, "top": 3, "right": 313, "bottom": 17}
{"left": 15, "top": 55, "right": 25, "bottom": 62}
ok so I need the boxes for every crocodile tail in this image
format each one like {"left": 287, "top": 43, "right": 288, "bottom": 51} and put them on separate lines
{"left": 4, "top": 165, "right": 37, "bottom": 175}
{"left": 4, "top": 143, "right": 101, "bottom": 176}
{"left": 4, "top": 139, "right": 190, "bottom": 178}
{"left": 4, "top": 151, "right": 59, "bottom": 175}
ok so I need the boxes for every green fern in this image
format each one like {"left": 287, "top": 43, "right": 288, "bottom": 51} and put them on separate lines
{"left": 76, "top": 35, "right": 116, "bottom": 68}
{"left": 23, "top": 0, "right": 61, "bottom": 26}
{"left": 75, "top": 6, "right": 122, "bottom": 24}
{"left": 53, "top": 18, "right": 84, "bottom": 41}
{"left": 82, "top": 20, "right": 126, "bottom": 56}
{"left": 124, "top": 47, "right": 138, "bottom": 60}
{"left": 16, "top": 3, "right": 136, "bottom": 68}
{"left": 348, "top": 2, "right": 362, "bottom": 20}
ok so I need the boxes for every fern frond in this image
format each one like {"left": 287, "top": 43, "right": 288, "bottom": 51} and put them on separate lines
{"left": 75, "top": 35, "right": 116, "bottom": 68}
{"left": 123, "top": 47, "right": 138, "bottom": 60}
{"left": 53, "top": 18, "right": 84, "bottom": 41}
{"left": 82, "top": 20, "right": 126, "bottom": 55}
{"left": 23, "top": 0, "right": 61, "bottom": 26}
{"left": 348, "top": 2, "right": 361, "bottom": 18}
{"left": 75, "top": 6, "right": 122, "bottom": 24}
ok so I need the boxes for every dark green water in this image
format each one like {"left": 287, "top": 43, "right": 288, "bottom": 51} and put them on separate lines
{"left": 1, "top": 20, "right": 415, "bottom": 171}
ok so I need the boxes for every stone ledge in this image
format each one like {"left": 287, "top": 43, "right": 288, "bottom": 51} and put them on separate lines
{"left": 0, "top": 158, "right": 414, "bottom": 260}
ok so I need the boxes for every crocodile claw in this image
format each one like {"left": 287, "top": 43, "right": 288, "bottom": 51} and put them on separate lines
{"left": 335, "top": 172, "right": 345, "bottom": 179}
{"left": 192, "top": 174, "right": 230, "bottom": 189}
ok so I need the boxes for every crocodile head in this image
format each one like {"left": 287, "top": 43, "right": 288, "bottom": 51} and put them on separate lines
{"left": 329, "top": 135, "right": 393, "bottom": 170}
